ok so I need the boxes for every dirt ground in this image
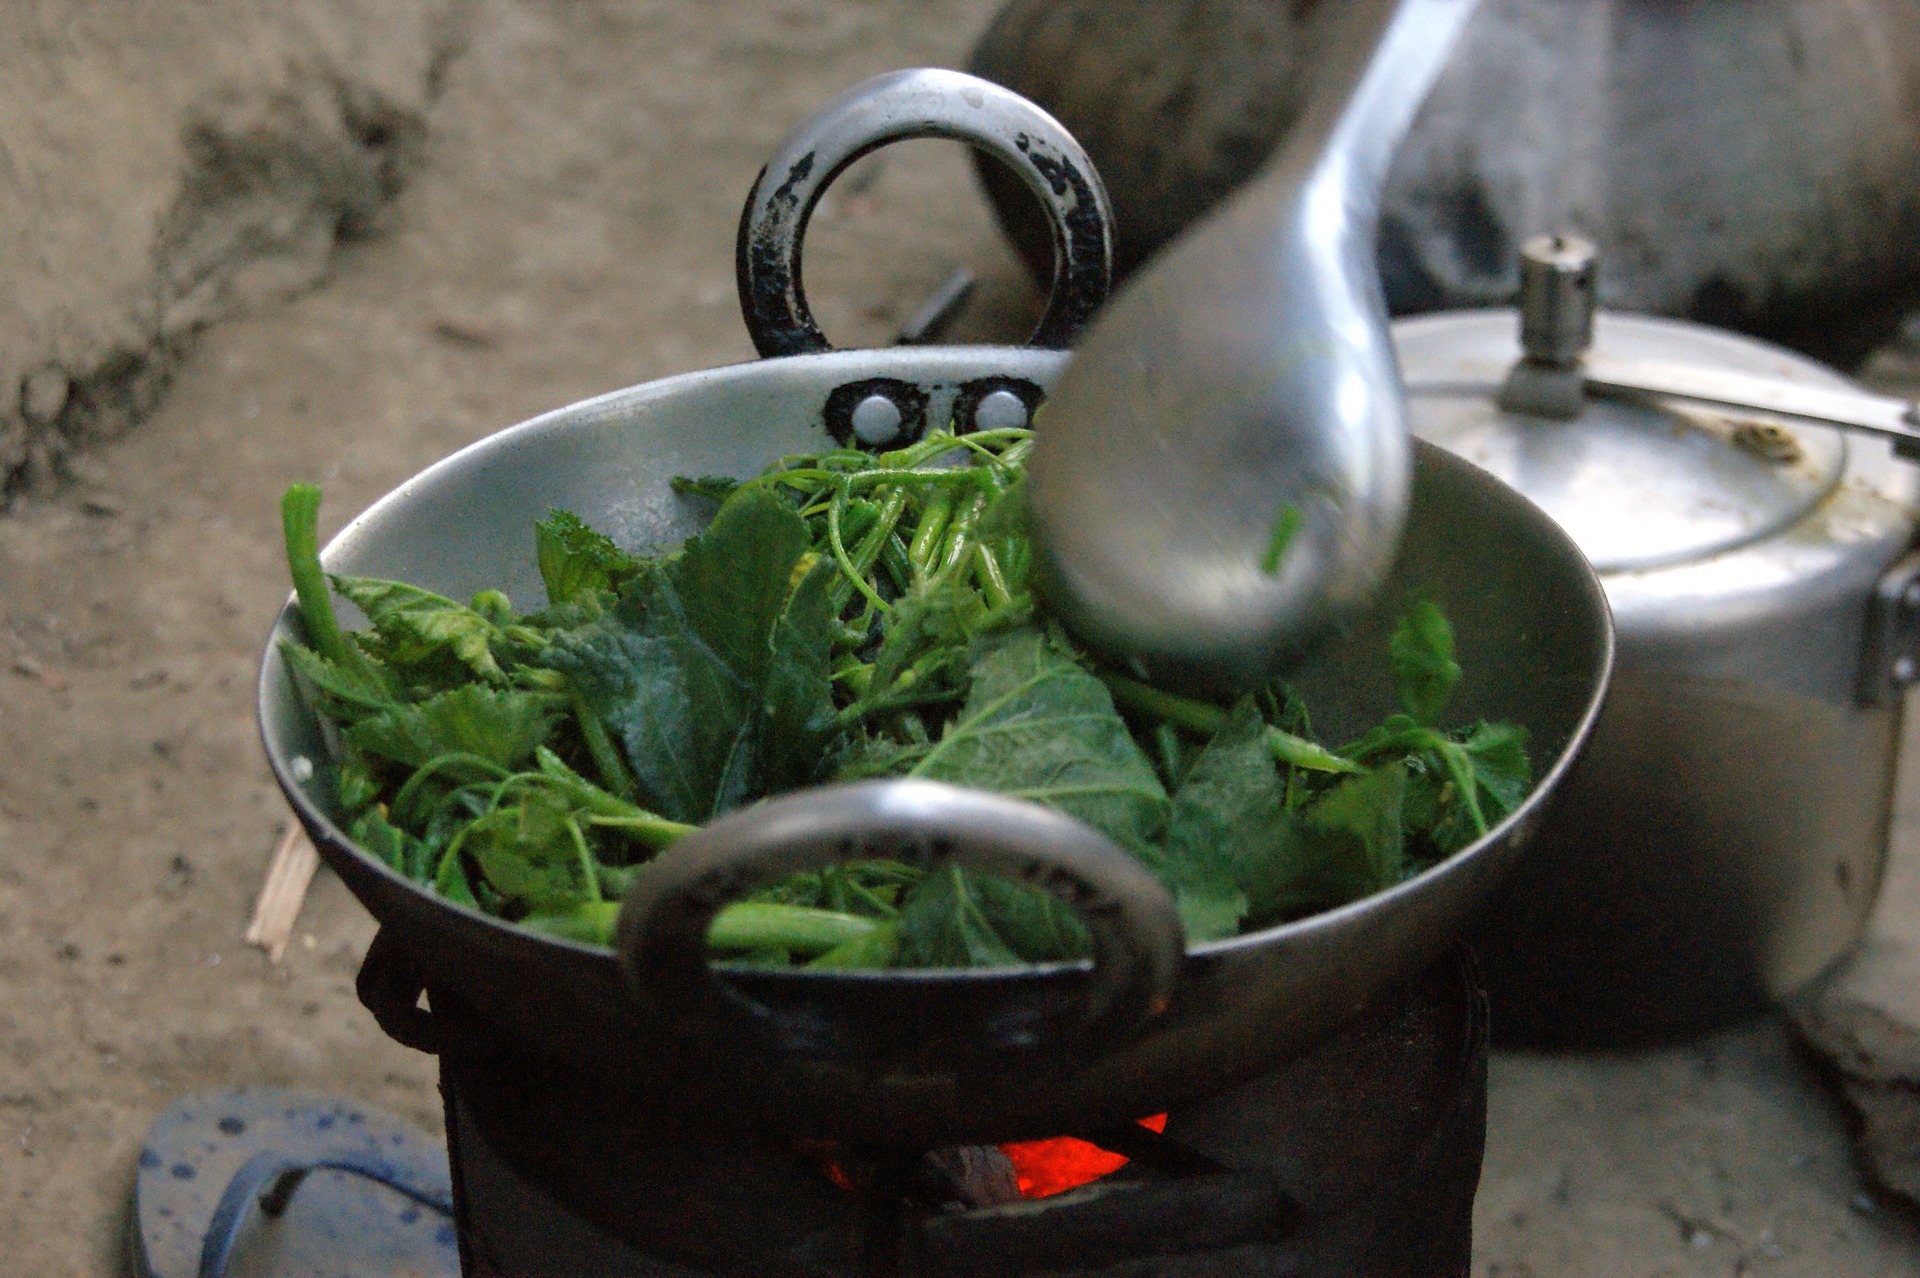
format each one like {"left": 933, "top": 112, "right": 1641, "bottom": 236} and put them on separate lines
{"left": 4, "top": 1, "right": 1920, "bottom": 1275}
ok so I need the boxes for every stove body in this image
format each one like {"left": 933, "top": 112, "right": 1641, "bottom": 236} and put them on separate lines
{"left": 415, "top": 953, "right": 1486, "bottom": 1278}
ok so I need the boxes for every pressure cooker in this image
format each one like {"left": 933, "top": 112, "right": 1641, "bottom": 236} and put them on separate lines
{"left": 1398, "top": 236, "right": 1920, "bottom": 1044}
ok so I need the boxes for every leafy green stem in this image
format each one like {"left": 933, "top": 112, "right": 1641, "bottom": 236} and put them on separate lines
{"left": 706, "top": 901, "right": 882, "bottom": 956}
{"left": 571, "top": 689, "right": 635, "bottom": 798}
{"left": 827, "top": 484, "right": 891, "bottom": 615}
{"left": 1266, "top": 727, "right": 1364, "bottom": 775}
{"left": 1097, "top": 671, "right": 1231, "bottom": 736}
{"left": 972, "top": 542, "right": 1013, "bottom": 610}
{"left": 563, "top": 814, "right": 602, "bottom": 900}
{"left": 909, "top": 491, "right": 954, "bottom": 578}
{"left": 934, "top": 491, "right": 986, "bottom": 579}
{"left": 280, "top": 484, "right": 355, "bottom": 667}
{"left": 584, "top": 811, "right": 697, "bottom": 848}
{"left": 390, "top": 751, "right": 514, "bottom": 825}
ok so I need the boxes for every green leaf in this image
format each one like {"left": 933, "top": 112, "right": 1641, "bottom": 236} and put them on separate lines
{"left": 534, "top": 509, "right": 643, "bottom": 608}
{"left": 757, "top": 561, "right": 841, "bottom": 797}
{"left": 831, "top": 729, "right": 935, "bottom": 781}
{"left": 348, "top": 807, "right": 421, "bottom": 875}
{"left": 280, "top": 640, "right": 400, "bottom": 718}
{"left": 674, "top": 489, "right": 814, "bottom": 687}
{"left": 1249, "top": 765, "right": 1408, "bottom": 922}
{"left": 346, "top": 685, "right": 558, "bottom": 772}
{"left": 1424, "top": 720, "right": 1532, "bottom": 854}
{"left": 1339, "top": 713, "right": 1437, "bottom": 765}
{"left": 905, "top": 628, "right": 1169, "bottom": 855}
{"left": 894, "top": 865, "right": 1089, "bottom": 966}
{"left": 335, "top": 756, "right": 383, "bottom": 814}
{"left": 1390, "top": 599, "right": 1461, "bottom": 725}
{"left": 530, "top": 746, "right": 692, "bottom": 850}
{"left": 965, "top": 872, "right": 1090, "bottom": 961}
{"left": 1461, "top": 720, "right": 1531, "bottom": 816}
{"left": 973, "top": 475, "right": 1027, "bottom": 543}
{"left": 853, "top": 628, "right": 1165, "bottom": 965}
{"left": 552, "top": 597, "right": 754, "bottom": 823}
{"left": 462, "top": 796, "right": 595, "bottom": 913}
{"left": 670, "top": 475, "right": 740, "bottom": 503}
{"left": 331, "top": 575, "right": 508, "bottom": 682}
{"left": 1154, "top": 702, "right": 1281, "bottom": 941}
{"left": 552, "top": 489, "right": 834, "bottom": 823}
{"left": 434, "top": 842, "right": 480, "bottom": 908}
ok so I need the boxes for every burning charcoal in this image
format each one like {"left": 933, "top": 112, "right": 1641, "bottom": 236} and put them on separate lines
{"left": 917, "top": 1145, "right": 1024, "bottom": 1211}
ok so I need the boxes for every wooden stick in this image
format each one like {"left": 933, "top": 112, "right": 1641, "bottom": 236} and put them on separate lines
{"left": 244, "top": 825, "right": 321, "bottom": 963}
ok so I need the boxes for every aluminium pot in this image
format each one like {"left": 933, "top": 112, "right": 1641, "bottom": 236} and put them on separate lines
{"left": 256, "top": 71, "right": 1612, "bottom": 1150}
{"left": 1397, "top": 238, "right": 1920, "bottom": 1045}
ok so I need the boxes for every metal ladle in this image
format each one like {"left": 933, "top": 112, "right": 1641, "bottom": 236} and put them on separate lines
{"left": 1026, "top": 0, "right": 1481, "bottom": 691}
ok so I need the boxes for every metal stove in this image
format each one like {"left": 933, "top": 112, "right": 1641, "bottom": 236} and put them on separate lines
{"left": 367, "top": 947, "right": 1487, "bottom": 1278}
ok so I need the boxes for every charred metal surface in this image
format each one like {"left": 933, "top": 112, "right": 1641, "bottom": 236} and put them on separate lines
{"left": 736, "top": 69, "right": 1112, "bottom": 359}
{"left": 952, "top": 376, "right": 1044, "bottom": 435}
{"left": 736, "top": 158, "right": 826, "bottom": 358}
{"left": 823, "top": 378, "right": 930, "bottom": 448}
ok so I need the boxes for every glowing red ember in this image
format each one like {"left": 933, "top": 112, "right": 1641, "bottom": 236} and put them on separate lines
{"left": 999, "top": 1114, "right": 1168, "bottom": 1198}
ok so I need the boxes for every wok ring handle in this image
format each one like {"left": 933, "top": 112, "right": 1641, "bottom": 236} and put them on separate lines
{"left": 736, "top": 67, "right": 1114, "bottom": 357}
{"left": 615, "top": 778, "right": 1185, "bottom": 1065}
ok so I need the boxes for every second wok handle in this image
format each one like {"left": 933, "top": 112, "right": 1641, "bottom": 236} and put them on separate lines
{"left": 615, "top": 778, "right": 1186, "bottom": 1060}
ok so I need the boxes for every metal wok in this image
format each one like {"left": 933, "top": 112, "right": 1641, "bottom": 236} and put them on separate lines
{"left": 258, "top": 344, "right": 1609, "bottom": 1149}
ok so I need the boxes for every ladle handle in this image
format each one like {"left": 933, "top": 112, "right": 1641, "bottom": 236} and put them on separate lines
{"left": 736, "top": 67, "right": 1113, "bottom": 356}
{"left": 615, "top": 779, "right": 1186, "bottom": 1064}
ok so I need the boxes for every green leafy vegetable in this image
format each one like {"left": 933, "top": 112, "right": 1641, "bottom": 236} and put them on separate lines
{"left": 902, "top": 629, "right": 1169, "bottom": 856}
{"left": 331, "top": 576, "right": 511, "bottom": 683}
{"left": 345, "top": 684, "right": 558, "bottom": 774}
{"left": 1390, "top": 598, "right": 1461, "bottom": 725}
{"left": 535, "top": 509, "right": 644, "bottom": 607}
{"left": 1261, "top": 502, "right": 1303, "bottom": 575}
{"left": 551, "top": 491, "right": 837, "bottom": 823}
{"left": 281, "top": 426, "right": 1531, "bottom": 968}
{"left": 1254, "top": 764, "right": 1409, "bottom": 921}
{"left": 281, "top": 485, "right": 356, "bottom": 669}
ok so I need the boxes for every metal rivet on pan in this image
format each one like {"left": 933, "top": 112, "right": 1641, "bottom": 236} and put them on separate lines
{"left": 850, "top": 394, "right": 905, "bottom": 445}
{"left": 973, "top": 388, "right": 1029, "bottom": 432}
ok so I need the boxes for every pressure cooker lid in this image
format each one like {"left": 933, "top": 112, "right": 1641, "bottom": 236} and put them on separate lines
{"left": 1394, "top": 293, "right": 1850, "bottom": 575}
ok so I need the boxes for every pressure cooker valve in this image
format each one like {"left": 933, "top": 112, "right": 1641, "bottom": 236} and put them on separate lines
{"left": 1496, "top": 235, "right": 1599, "bottom": 420}
{"left": 1490, "top": 234, "right": 1920, "bottom": 457}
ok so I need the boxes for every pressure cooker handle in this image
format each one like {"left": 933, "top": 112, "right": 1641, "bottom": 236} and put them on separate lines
{"left": 736, "top": 67, "right": 1113, "bottom": 357}
{"left": 615, "top": 779, "right": 1185, "bottom": 1067}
